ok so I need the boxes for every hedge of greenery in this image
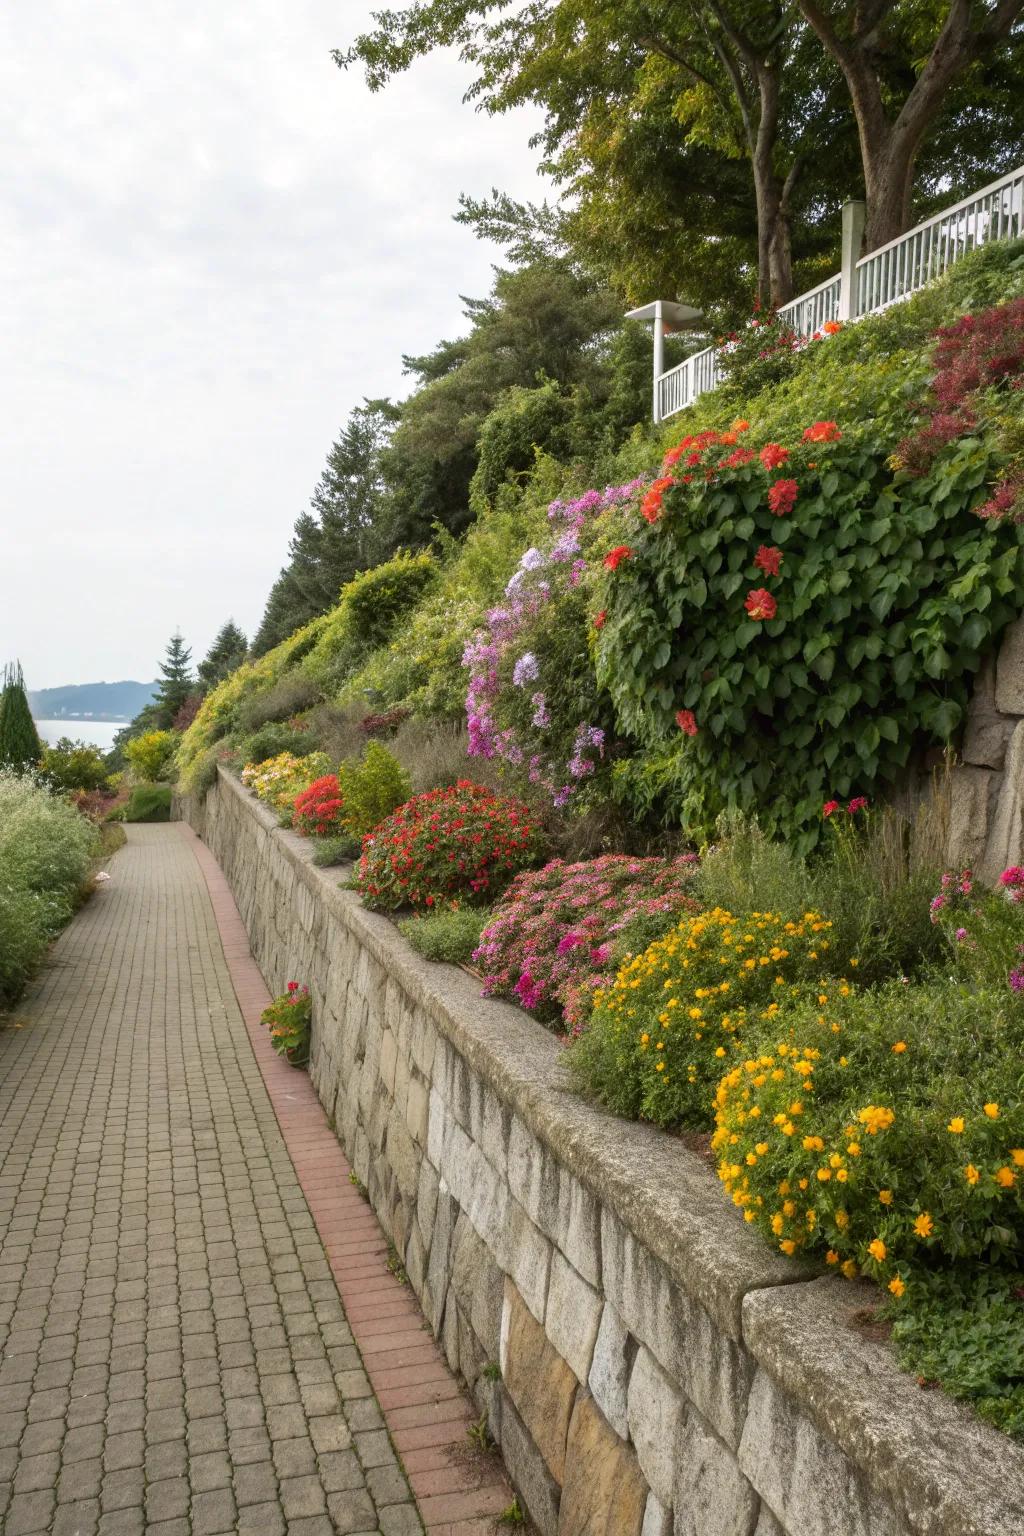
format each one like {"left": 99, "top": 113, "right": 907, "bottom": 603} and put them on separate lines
{"left": 0, "top": 770, "right": 96, "bottom": 1007}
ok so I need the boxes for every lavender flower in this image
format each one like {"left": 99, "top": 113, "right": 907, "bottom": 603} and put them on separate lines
{"left": 512, "top": 652, "right": 540, "bottom": 687}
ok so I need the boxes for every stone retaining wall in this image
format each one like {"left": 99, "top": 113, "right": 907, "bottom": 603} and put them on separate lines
{"left": 181, "top": 768, "right": 1024, "bottom": 1536}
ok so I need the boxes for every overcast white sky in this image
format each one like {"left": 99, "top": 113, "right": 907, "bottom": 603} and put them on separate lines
{"left": 0, "top": 2, "right": 547, "bottom": 688}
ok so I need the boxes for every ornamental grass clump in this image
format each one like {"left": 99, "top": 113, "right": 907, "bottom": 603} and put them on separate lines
{"left": 712, "top": 982, "right": 1024, "bottom": 1293}
{"left": 569, "top": 907, "right": 830, "bottom": 1129}
{"left": 474, "top": 853, "right": 700, "bottom": 1032}
{"left": 357, "top": 780, "right": 541, "bottom": 912}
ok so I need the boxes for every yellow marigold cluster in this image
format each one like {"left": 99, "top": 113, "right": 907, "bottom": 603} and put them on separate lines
{"left": 585, "top": 908, "right": 830, "bottom": 1128}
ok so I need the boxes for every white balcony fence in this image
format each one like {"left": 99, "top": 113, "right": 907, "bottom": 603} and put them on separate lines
{"left": 654, "top": 162, "right": 1024, "bottom": 423}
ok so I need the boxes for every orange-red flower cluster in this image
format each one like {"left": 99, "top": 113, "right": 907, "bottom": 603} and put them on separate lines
{"left": 768, "top": 478, "right": 799, "bottom": 516}
{"left": 754, "top": 544, "right": 783, "bottom": 576}
{"left": 641, "top": 476, "right": 674, "bottom": 523}
{"left": 745, "top": 588, "right": 777, "bottom": 621}
{"left": 759, "top": 442, "right": 789, "bottom": 470}
{"left": 803, "top": 420, "right": 842, "bottom": 443}
{"left": 720, "top": 446, "right": 755, "bottom": 468}
{"left": 593, "top": 609, "right": 606, "bottom": 630}
{"left": 604, "top": 545, "right": 633, "bottom": 572}
{"left": 675, "top": 709, "right": 699, "bottom": 737}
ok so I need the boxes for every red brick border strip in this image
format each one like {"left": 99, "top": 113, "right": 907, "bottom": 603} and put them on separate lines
{"left": 179, "top": 823, "right": 513, "bottom": 1535}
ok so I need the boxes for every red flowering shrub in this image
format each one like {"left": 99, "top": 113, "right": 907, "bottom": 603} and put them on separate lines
{"left": 896, "top": 299, "right": 1024, "bottom": 486}
{"left": 357, "top": 781, "right": 542, "bottom": 911}
{"left": 474, "top": 854, "right": 700, "bottom": 1031}
{"left": 294, "top": 775, "right": 345, "bottom": 837}
{"left": 641, "top": 477, "right": 673, "bottom": 524}
{"left": 603, "top": 545, "right": 633, "bottom": 571}
{"left": 359, "top": 706, "right": 411, "bottom": 738}
{"left": 597, "top": 420, "right": 1024, "bottom": 844}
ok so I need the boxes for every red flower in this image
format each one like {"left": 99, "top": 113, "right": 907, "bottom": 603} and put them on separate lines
{"left": 767, "top": 478, "right": 799, "bottom": 516}
{"left": 721, "top": 446, "right": 755, "bottom": 468}
{"left": 675, "top": 709, "right": 698, "bottom": 737}
{"left": 604, "top": 545, "right": 633, "bottom": 571}
{"left": 759, "top": 442, "right": 789, "bottom": 470}
{"left": 745, "top": 588, "right": 777, "bottom": 621}
{"left": 847, "top": 796, "right": 868, "bottom": 814}
{"left": 753, "top": 545, "right": 782, "bottom": 576}
{"left": 641, "top": 476, "right": 674, "bottom": 523}
{"left": 287, "top": 982, "right": 299, "bottom": 992}
{"left": 823, "top": 799, "right": 840, "bottom": 818}
{"left": 593, "top": 610, "right": 606, "bottom": 630}
{"left": 803, "top": 420, "right": 842, "bottom": 443}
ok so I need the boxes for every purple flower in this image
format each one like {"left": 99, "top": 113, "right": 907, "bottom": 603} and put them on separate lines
{"left": 557, "top": 933, "right": 585, "bottom": 955}
{"left": 955, "top": 927, "right": 968, "bottom": 942}
{"left": 512, "top": 652, "right": 540, "bottom": 687}
{"left": 1010, "top": 968, "right": 1024, "bottom": 993}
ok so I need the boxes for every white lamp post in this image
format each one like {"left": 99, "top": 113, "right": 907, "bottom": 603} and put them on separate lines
{"left": 624, "top": 299, "right": 704, "bottom": 423}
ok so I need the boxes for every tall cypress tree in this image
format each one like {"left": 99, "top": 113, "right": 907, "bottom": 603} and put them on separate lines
{"left": 0, "top": 662, "right": 43, "bottom": 770}
{"left": 154, "top": 633, "right": 194, "bottom": 727}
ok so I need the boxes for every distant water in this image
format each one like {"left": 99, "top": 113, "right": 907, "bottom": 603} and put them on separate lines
{"left": 34, "top": 718, "right": 123, "bottom": 751}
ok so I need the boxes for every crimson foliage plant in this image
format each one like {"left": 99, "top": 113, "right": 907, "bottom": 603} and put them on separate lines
{"left": 357, "top": 781, "right": 541, "bottom": 911}
{"left": 598, "top": 423, "right": 1024, "bottom": 847}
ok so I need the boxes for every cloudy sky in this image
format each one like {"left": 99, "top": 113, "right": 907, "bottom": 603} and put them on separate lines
{"left": 0, "top": 2, "right": 546, "bottom": 688}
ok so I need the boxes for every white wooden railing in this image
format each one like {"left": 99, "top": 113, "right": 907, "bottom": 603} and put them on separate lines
{"left": 655, "top": 163, "right": 1024, "bottom": 423}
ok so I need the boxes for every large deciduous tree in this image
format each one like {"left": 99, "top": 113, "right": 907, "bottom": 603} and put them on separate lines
{"left": 797, "top": 0, "right": 1024, "bottom": 249}
{"left": 340, "top": 0, "right": 858, "bottom": 306}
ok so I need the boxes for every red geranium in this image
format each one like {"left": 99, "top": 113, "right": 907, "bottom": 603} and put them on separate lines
{"left": 721, "top": 446, "right": 755, "bottom": 468}
{"left": 753, "top": 545, "right": 782, "bottom": 576}
{"left": 675, "top": 709, "right": 698, "bottom": 737}
{"left": 745, "top": 588, "right": 777, "bottom": 621}
{"left": 759, "top": 442, "right": 789, "bottom": 470}
{"left": 823, "top": 799, "right": 840, "bottom": 817}
{"left": 604, "top": 545, "right": 633, "bottom": 571}
{"left": 803, "top": 420, "right": 842, "bottom": 443}
{"left": 593, "top": 610, "right": 607, "bottom": 630}
{"left": 641, "top": 476, "right": 674, "bottom": 523}
{"left": 767, "top": 478, "right": 799, "bottom": 515}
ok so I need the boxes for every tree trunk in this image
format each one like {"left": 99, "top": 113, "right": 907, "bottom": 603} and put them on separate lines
{"left": 752, "top": 168, "right": 795, "bottom": 308}
{"left": 862, "top": 143, "right": 916, "bottom": 251}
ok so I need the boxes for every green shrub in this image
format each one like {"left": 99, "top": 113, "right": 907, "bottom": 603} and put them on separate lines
{"left": 569, "top": 906, "right": 829, "bottom": 1129}
{"left": 304, "top": 551, "right": 438, "bottom": 689}
{"left": 123, "top": 784, "right": 172, "bottom": 822}
{"left": 0, "top": 769, "right": 96, "bottom": 1006}
{"left": 712, "top": 981, "right": 1024, "bottom": 1283}
{"left": 41, "top": 738, "right": 110, "bottom": 793}
{"left": 399, "top": 907, "right": 491, "bottom": 966}
{"left": 886, "top": 1268, "right": 1024, "bottom": 1441}
{"left": 237, "top": 721, "right": 316, "bottom": 766}
{"left": 236, "top": 672, "right": 320, "bottom": 732}
{"left": 598, "top": 420, "right": 1024, "bottom": 848}
{"left": 311, "top": 833, "right": 361, "bottom": 866}
{"left": 336, "top": 743, "right": 411, "bottom": 837}
{"left": 124, "top": 730, "right": 177, "bottom": 783}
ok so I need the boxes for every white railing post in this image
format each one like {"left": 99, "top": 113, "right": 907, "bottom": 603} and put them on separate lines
{"left": 839, "top": 199, "right": 866, "bottom": 321}
{"left": 652, "top": 299, "right": 665, "bottom": 424}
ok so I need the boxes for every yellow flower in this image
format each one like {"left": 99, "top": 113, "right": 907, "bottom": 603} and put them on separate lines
{"left": 835, "top": 1209, "right": 849, "bottom": 1230}
{"left": 655, "top": 1061, "right": 665, "bottom": 1072}
{"left": 857, "top": 1105, "right": 895, "bottom": 1135}
{"left": 847, "top": 1142, "right": 861, "bottom": 1157}
{"left": 983, "top": 1102, "right": 999, "bottom": 1119}
{"left": 913, "top": 1213, "right": 933, "bottom": 1238}
{"left": 878, "top": 1189, "right": 893, "bottom": 1206}
{"left": 770, "top": 1213, "right": 784, "bottom": 1235}
{"left": 755, "top": 1142, "right": 769, "bottom": 1156}
{"left": 995, "top": 1166, "right": 1016, "bottom": 1189}
{"left": 779, "top": 1239, "right": 797, "bottom": 1256}
{"left": 1011, "top": 1149, "right": 1024, "bottom": 1168}
{"left": 965, "top": 1164, "right": 980, "bottom": 1185}
{"left": 867, "top": 1238, "right": 887, "bottom": 1263}
{"left": 888, "top": 1275, "right": 905, "bottom": 1299}
{"left": 841, "top": 1259, "right": 858, "bottom": 1280}
{"left": 836, "top": 1169, "right": 848, "bottom": 1183}
{"left": 782, "top": 1200, "right": 796, "bottom": 1218}
{"left": 892, "top": 1041, "right": 907, "bottom": 1054}
{"left": 947, "top": 1117, "right": 965, "bottom": 1134}
{"left": 640, "top": 1033, "right": 650, "bottom": 1045}
{"left": 825, "top": 1249, "right": 839, "bottom": 1265}
{"left": 802, "top": 1135, "right": 824, "bottom": 1152}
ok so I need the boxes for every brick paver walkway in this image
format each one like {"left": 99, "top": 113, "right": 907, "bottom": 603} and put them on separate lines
{"left": 0, "top": 826, "right": 426, "bottom": 1536}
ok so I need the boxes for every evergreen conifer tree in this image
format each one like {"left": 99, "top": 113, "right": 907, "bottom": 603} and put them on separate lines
{"left": 0, "top": 662, "right": 43, "bottom": 770}
{"left": 154, "top": 633, "right": 194, "bottom": 727}
{"left": 197, "top": 622, "right": 248, "bottom": 692}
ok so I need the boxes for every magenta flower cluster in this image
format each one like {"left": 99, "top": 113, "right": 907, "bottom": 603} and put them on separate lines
{"left": 463, "top": 482, "right": 642, "bottom": 804}
{"left": 473, "top": 853, "right": 699, "bottom": 1032}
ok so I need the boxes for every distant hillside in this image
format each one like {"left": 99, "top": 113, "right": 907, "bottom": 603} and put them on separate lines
{"left": 29, "top": 680, "right": 158, "bottom": 722}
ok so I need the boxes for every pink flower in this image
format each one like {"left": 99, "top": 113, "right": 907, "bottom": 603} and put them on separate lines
{"left": 847, "top": 796, "right": 868, "bottom": 814}
{"left": 823, "top": 800, "right": 840, "bottom": 818}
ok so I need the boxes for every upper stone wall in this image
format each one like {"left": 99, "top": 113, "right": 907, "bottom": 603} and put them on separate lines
{"left": 949, "top": 616, "right": 1024, "bottom": 880}
{"left": 182, "top": 769, "right": 1024, "bottom": 1536}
